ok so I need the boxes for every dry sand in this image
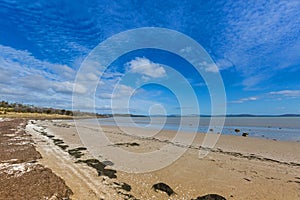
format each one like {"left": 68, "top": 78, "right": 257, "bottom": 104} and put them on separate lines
{"left": 27, "top": 119, "right": 300, "bottom": 200}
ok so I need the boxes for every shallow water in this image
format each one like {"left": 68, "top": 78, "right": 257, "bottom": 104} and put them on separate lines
{"left": 94, "top": 117, "right": 300, "bottom": 142}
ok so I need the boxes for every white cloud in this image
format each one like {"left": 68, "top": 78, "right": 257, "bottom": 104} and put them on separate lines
{"left": 141, "top": 75, "right": 150, "bottom": 82}
{"left": 126, "top": 57, "right": 166, "bottom": 78}
{"left": 112, "top": 84, "right": 135, "bottom": 99}
{"left": 0, "top": 45, "right": 75, "bottom": 81}
{"left": 0, "top": 45, "right": 81, "bottom": 108}
{"left": 85, "top": 73, "right": 99, "bottom": 81}
{"left": 215, "top": 59, "right": 233, "bottom": 70}
{"left": 242, "top": 74, "right": 270, "bottom": 89}
{"left": 97, "top": 83, "right": 135, "bottom": 100}
{"left": 231, "top": 90, "right": 300, "bottom": 104}
{"left": 54, "top": 82, "right": 87, "bottom": 94}
{"left": 205, "top": 64, "right": 219, "bottom": 73}
{"left": 180, "top": 46, "right": 192, "bottom": 53}
{"left": 198, "top": 61, "right": 219, "bottom": 73}
{"left": 232, "top": 96, "right": 258, "bottom": 103}
{"left": 269, "top": 90, "right": 300, "bottom": 97}
{"left": 101, "top": 71, "right": 123, "bottom": 79}
{"left": 98, "top": 93, "right": 113, "bottom": 99}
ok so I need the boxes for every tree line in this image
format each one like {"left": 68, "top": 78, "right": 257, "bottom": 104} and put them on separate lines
{"left": 0, "top": 101, "right": 73, "bottom": 116}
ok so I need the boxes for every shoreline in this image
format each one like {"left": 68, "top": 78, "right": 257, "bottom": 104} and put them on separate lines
{"left": 100, "top": 123, "right": 300, "bottom": 143}
{"left": 91, "top": 116, "right": 300, "bottom": 142}
{"left": 93, "top": 124, "right": 300, "bottom": 165}
{"left": 25, "top": 119, "right": 300, "bottom": 199}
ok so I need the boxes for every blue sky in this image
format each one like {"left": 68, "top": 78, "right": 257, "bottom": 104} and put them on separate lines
{"left": 0, "top": 0, "right": 299, "bottom": 115}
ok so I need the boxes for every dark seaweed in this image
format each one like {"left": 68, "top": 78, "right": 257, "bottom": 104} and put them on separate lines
{"left": 76, "top": 159, "right": 117, "bottom": 178}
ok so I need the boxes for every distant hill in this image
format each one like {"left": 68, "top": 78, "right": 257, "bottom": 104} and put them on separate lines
{"left": 195, "top": 114, "right": 300, "bottom": 117}
{"left": 2, "top": 101, "right": 300, "bottom": 118}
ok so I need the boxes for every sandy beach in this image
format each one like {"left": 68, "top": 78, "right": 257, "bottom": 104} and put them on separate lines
{"left": 2, "top": 1, "right": 300, "bottom": 199}
{"left": 21, "top": 119, "right": 300, "bottom": 200}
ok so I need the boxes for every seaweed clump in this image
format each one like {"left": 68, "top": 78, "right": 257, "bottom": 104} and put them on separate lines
{"left": 114, "top": 142, "right": 140, "bottom": 147}
{"left": 67, "top": 147, "right": 87, "bottom": 158}
{"left": 76, "top": 159, "right": 117, "bottom": 178}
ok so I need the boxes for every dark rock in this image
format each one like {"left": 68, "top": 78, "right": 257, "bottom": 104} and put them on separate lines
{"left": 243, "top": 178, "right": 251, "bottom": 182}
{"left": 102, "top": 160, "right": 114, "bottom": 166}
{"left": 234, "top": 129, "right": 240, "bottom": 133}
{"left": 113, "top": 181, "right": 132, "bottom": 191}
{"left": 192, "top": 194, "right": 226, "bottom": 200}
{"left": 152, "top": 182, "right": 176, "bottom": 196}
{"left": 121, "top": 182, "right": 131, "bottom": 192}
{"left": 242, "top": 132, "right": 248, "bottom": 137}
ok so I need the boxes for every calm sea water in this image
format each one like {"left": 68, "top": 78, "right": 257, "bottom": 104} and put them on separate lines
{"left": 95, "top": 117, "right": 300, "bottom": 142}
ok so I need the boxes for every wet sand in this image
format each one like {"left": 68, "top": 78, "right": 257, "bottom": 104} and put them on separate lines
{"left": 27, "top": 119, "right": 300, "bottom": 200}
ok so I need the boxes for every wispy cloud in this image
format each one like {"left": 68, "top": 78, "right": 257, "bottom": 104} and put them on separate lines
{"left": 215, "top": 59, "right": 234, "bottom": 70}
{"left": 231, "top": 96, "right": 258, "bottom": 104}
{"left": 231, "top": 89, "right": 300, "bottom": 104}
{"left": 0, "top": 45, "right": 76, "bottom": 80}
{"left": 0, "top": 45, "right": 79, "bottom": 108}
{"left": 221, "top": 0, "right": 300, "bottom": 88}
{"left": 269, "top": 90, "right": 300, "bottom": 97}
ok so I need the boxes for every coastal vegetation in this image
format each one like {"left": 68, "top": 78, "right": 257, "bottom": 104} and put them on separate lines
{"left": 0, "top": 100, "right": 74, "bottom": 116}
{"left": 0, "top": 100, "right": 107, "bottom": 119}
